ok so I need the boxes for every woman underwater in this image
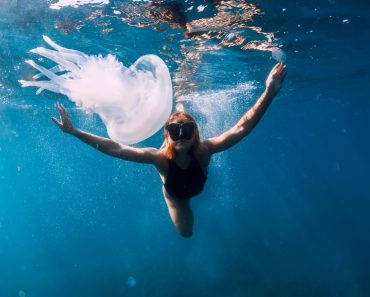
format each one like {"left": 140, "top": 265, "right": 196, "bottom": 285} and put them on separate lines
{"left": 52, "top": 63, "right": 287, "bottom": 237}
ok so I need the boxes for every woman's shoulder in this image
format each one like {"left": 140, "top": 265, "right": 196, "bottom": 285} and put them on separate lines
{"left": 196, "top": 141, "right": 212, "bottom": 156}
{"left": 155, "top": 148, "right": 170, "bottom": 170}
{"left": 194, "top": 142, "right": 212, "bottom": 168}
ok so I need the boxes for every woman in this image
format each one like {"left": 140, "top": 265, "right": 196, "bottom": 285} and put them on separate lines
{"left": 53, "top": 63, "right": 287, "bottom": 237}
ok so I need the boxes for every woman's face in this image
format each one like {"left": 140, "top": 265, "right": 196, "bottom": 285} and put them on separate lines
{"left": 166, "top": 120, "right": 196, "bottom": 153}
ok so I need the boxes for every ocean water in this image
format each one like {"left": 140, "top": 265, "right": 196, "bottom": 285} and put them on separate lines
{"left": 1, "top": 0, "right": 370, "bottom": 296}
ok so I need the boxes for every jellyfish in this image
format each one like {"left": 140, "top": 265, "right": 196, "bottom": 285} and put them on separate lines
{"left": 19, "top": 35, "right": 173, "bottom": 145}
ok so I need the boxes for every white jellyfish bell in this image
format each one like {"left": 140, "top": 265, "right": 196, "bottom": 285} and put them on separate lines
{"left": 19, "top": 35, "right": 173, "bottom": 145}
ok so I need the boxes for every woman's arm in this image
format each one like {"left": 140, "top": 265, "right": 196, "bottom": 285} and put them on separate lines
{"left": 52, "top": 104, "right": 160, "bottom": 164}
{"left": 204, "top": 63, "right": 287, "bottom": 154}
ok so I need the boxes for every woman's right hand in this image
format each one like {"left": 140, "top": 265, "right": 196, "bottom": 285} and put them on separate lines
{"left": 265, "top": 63, "right": 287, "bottom": 95}
{"left": 52, "top": 103, "right": 76, "bottom": 134}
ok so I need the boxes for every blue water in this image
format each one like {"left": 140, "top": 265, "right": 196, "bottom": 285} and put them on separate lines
{"left": 1, "top": 0, "right": 370, "bottom": 296}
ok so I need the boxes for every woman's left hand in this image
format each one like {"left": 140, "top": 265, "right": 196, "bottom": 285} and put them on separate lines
{"left": 265, "top": 63, "right": 287, "bottom": 94}
{"left": 52, "top": 103, "right": 76, "bottom": 134}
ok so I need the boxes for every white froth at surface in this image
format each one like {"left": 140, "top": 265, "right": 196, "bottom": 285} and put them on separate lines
{"left": 49, "top": 0, "right": 109, "bottom": 10}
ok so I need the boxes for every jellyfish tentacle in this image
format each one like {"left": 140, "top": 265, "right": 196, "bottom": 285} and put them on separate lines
{"left": 33, "top": 65, "right": 64, "bottom": 80}
{"left": 19, "top": 79, "right": 68, "bottom": 95}
{"left": 30, "top": 47, "right": 80, "bottom": 73}
{"left": 43, "top": 35, "right": 88, "bottom": 59}
{"left": 25, "top": 60, "right": 66, "bottom": 84}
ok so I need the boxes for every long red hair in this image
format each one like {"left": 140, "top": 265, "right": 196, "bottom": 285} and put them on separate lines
{"left": 162, "top": 112, "right": 201, "bottom": 160}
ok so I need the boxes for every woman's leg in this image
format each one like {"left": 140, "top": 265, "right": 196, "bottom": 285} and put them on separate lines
{"left": 163, "top": 190, "right": 194, "bottom": 237}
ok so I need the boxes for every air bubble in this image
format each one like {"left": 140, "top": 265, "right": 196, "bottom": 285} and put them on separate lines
{"left": 127, "top": 276, "right": 137, "bottom": 287}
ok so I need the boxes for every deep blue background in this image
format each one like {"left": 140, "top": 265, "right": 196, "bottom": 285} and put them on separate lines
{"left": 0, "top": 0, "right": 369, "bottom": 296}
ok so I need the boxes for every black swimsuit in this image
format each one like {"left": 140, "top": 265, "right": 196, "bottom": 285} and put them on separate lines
{"left": 164, "top": 157, "right": 207, "bottom": 199}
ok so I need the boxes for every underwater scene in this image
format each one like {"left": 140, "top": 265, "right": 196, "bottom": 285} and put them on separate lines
{"left": 0, "top": 0, "right": 369, "bottom": 296}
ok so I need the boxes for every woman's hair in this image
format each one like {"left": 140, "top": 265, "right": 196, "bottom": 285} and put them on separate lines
{"left": 162, "top": 111, "right": 201, "bottom": 159}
